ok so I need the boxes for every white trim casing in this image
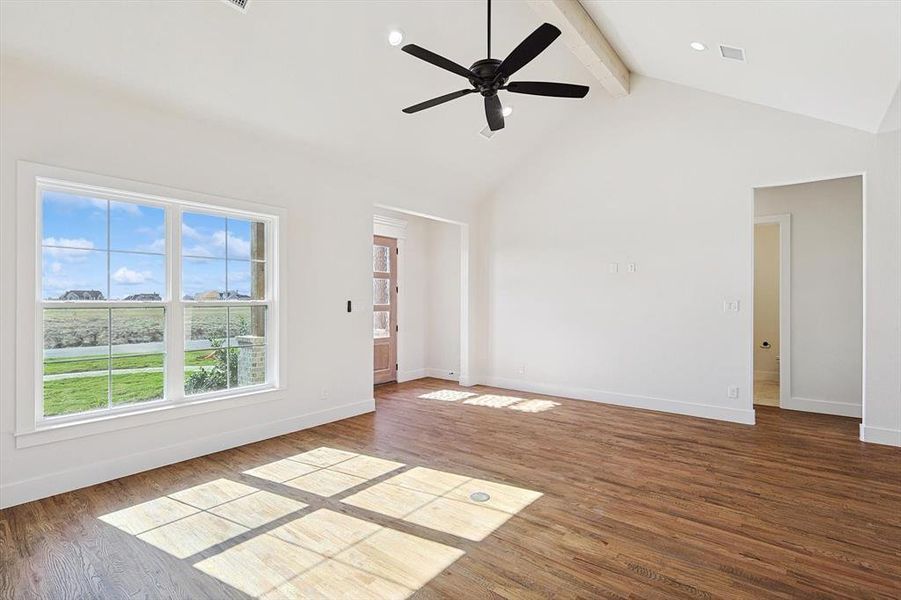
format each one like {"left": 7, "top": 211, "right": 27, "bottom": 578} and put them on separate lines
{"left": 859, "top": 424, "right": 901, "bottom": 446}
{"left": 482, "top": 376, "right": 755, "bottom": 424}
{"left": 373, "top": 214, "right": 408, "bottom": 239}
{"left": 1, "top": 398, "right": 373, "bottom": 509}
{"left": 754, "top": 214, "right": 792, "bottom": 409}
{"left": 782, "top": 397, "right": 862, "bottom": 418}
{"left": 15, "top": 161, "right": 288, "bottom": 448}
{"left": 372, "top": 205, "right": 471, "bottom": 389}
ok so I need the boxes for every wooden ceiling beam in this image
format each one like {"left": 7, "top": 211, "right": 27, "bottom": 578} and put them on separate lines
{"left": 526, "top": 0, "right": 630, "bottom": 97}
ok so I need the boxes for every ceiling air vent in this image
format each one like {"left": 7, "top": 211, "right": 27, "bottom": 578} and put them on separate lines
{"left": 223, "top": 0, "right": 248, "bottom": 12}
{"left": 719, "top": 45, "right": 745, "bottom": 62}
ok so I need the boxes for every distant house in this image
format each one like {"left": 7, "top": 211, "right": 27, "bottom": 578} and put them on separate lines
{"left": 124, "top": 293, "right": 161, "bottom": 301}
{"left": 222, "top": 291, "right": 252, "bottom": 300}
{"left": 190, "top": 290, "right": 252, "bottom": 301}
{"left": 59, "top": 290, "right": 104, "bottom": 300}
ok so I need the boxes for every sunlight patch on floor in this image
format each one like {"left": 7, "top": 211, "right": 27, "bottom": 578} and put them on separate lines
{"left": 245, "top": 447, "right": 405, "bottom": 497}
{"left": 418, "top": 389, "right": 562, "bottom": 413}
{"left": 138, "top": 511, "right": 248, "bottom": 559}
{"left": 343, "top": 466, "right": 543, "bottom": 541}
{"left": 243, "top": 458, "right": 319, "bottom": 483}
{"left": 418, "top": 390, "right": 478, "bottom": 401}
{"left": 98, "top": 448, "right": 540, "bottom": 598}
{"left": 463, "top": 394, "right": 523, "bottom": 408}
{"left": 508, "top": 399, "right": 561, "bottom": 413}
{"left": 99, "top": 496, "right": 199, "bottom": 535}
{"left": 198, "top": 509, "right": 464, "bottom": 599}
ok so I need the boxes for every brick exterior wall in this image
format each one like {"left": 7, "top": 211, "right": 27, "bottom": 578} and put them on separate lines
{"left": 236, "top": 336, "right": 265, "bottom": 386}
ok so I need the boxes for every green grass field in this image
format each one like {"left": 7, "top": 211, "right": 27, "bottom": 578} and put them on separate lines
{"left": 41, "top": 305, "right": 264, "bottom": 417}
{"left": 44, "top": 351, "right": 216, "bottom": 375}
{"left": 43, "top": 351, "right": 219, "bottom": 417}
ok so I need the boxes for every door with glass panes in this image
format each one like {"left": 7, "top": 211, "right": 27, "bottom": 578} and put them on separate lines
{"left": 373, "top": 236, "right": 397, "bottom": 384}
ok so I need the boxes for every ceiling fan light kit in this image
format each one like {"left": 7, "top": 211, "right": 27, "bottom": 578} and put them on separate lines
{"left": 400, "top": 0, "right": 589, "bottom": 132}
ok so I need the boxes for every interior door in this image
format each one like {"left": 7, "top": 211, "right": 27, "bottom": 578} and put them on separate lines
{"left": 373, "top": 235, "right": 397, "bottom": 384}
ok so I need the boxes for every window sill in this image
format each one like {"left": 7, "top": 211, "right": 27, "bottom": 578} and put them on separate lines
{"left": 15, "top": 386, "right": 285, "bottom": 449}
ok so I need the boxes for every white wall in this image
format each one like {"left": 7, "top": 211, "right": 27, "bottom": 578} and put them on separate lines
{"left": 753, "top": 224, "right": 780, "bottom": 380}
{"left": 373, "top": 209, "right": 461, "bottom": 382}
{"left": 426, "top": 219, "right": 462, "bottom": 378}
{"left": 755, "top": 177, "right": 863, "bottom": 416}
{"left": 478, "top": 74, "right": 888, "bottom": 427}
{"left": 861, "top": 85, "right": 901, "bottom": 446}
{"left": 0, "top": 59, "right": 466, "bottom": 508}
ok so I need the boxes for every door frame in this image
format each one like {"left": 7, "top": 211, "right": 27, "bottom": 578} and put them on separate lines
{"left": 373, "top": 235, "right": 398, "bottom": 384}
{"left": 373, "top": 207, "right": 471, "bottom": 387}
{"left": 751, "top": 172, "right": 866, "bottom": 431}
{"left": 754, "top": 214, "right": 791, "bottom": 409}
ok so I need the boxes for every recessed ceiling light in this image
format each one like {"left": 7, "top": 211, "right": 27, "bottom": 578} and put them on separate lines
{"left": 388, "top": 30, "right": 404, "bottom": 47}
{"left": 690, "top": 41, "right": 706, "bottom": 51}
{"left": 502, "top": 106, "right": 513, "bottom": 117}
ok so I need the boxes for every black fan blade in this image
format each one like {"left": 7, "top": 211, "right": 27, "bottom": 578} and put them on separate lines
{"left": 485, "top": 94, "right": 505, "bottom": 131}
{"left": 507, "top": 81, "right": 589, "bottom": 98}
{"left": 402, "top": 44, "right": 476, "bottom": 81}
{"left": 496, "top": 23, "right": 561, "bottom": 80}
{"left": 402, "top": 89, "right": 476, "bottom": 114}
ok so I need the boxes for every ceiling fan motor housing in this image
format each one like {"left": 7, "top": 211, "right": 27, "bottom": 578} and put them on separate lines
{"left": 469, "top": 59, "right": 506, "bottom": 95}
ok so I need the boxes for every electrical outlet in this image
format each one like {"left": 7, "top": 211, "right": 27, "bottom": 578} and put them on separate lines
{"left": 517, "top": 364, "right": 526, "bottom": 376}
{"left": 320, "top": 387, "right": 329, "bottom": 400}
{"left": 627, "top": 262, "right": 637, "bottom": 273}
{"left": 727, "top": 385, "right": 739, "bottom": 399}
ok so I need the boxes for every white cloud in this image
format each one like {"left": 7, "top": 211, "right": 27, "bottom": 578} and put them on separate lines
{"left": 182, "top": 223, "right": 204, "bottom": 240}
{"left": 42, "top": 237, "right": 96, "bottom": 260}
{"left": 183, "top": 244, "right": 214, "bottom": 258}
{"left": 138, "top": 238, "right": 166, "bottom": 253}
{"left": 112, "top": 266, "right": 152, "bottom": 285}
{"left": 211, "top": 230, "right": 251, "bottom": 259}
{"left": 109, "top": 200, "right": 142, "bottom": 215}
{"left": 50, "top": 262, "right": 63, "bottom": 274}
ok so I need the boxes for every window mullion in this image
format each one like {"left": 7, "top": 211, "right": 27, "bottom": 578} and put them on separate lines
{"left": 166, "top": 206, "right": 185, "bottom": 403}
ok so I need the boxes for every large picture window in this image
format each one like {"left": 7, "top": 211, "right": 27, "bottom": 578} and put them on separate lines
{"left": 37, "top": 182, "right": 277, "bottom": 423}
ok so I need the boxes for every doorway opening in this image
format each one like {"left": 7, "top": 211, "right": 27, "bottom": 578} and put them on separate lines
{"left": 371, "top": 207, "right": 468, "bottom": 388}
{"left": 752, "top": 175, "right": 864, "bottom": 419}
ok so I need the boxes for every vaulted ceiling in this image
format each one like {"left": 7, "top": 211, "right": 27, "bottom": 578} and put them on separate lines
{"left": 583, "top": 0, "right": 900, "bottom": 133}
{"left": 0, "top": 0, "right": 591, "bottom": 200}
{"left": 2, "top": 1, "right": 899, "bottom": 200}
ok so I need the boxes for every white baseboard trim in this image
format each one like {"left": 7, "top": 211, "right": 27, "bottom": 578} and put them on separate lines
{"left": 859, "top": 424, "right": 901, "bottom": 447}
{"left": 397, "top": 369, "right": 427, "bottom": 383}
{"left": 0, "top": 399, "right": 375, "bottom": 509}
{"left": 480, "top": 376, "right": 755, "bottom": 425}
{"left": 754, "top": 370, "right": 779, "bottom": 383}
{"left": 425, "top": 368, "right": 459, "bottom": 381}
{"left": 782, "top": 397, "right": 862, "bottom": 418}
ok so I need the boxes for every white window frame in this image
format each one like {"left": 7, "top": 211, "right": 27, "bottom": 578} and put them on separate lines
{"left": 15, "top": 161, "right": 287, "bottom": 448}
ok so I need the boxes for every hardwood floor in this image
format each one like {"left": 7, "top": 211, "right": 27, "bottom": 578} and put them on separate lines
{"left": 2, "top": 378, "right": 899, "bottom": 599}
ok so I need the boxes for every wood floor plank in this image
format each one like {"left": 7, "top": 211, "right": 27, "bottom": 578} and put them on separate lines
{"left": 1, "top": 378, "right": 899, "bottom": 599}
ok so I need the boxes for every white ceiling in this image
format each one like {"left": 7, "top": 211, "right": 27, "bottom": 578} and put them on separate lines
{"left": 1, "top": 1, "right": 899, "bottom": 201}
{"left": 0, "top": 0, "right": 593, "bottom": 201}
{"left": 583, "top": 1, "right": 901, "bottom": 133}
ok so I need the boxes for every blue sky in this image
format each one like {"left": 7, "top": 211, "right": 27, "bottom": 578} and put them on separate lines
{"left": 42, "top": 191, "right": 263, "bottom": 300}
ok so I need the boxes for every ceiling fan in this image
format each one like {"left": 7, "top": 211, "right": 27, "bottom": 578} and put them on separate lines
{"left": 400, "top": 0, "right": 589, "bottom": 131}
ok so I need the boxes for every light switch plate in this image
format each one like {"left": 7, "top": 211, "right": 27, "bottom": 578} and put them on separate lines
{"left": 723, "top": 299, "right": 740, "bottom": 312}
{"left": 608, "top": 263, "right": 619, "bottom": 273}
